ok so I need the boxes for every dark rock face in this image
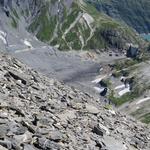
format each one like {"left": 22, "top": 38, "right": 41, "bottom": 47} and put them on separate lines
{"left": 0, "top": 53, "right": 149, "bottom": 150}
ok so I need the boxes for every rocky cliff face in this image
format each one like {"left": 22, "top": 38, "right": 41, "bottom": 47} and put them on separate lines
{"left": 0, "top": 0, "right": 144, "bottom": 50}
{"left": 0, "top": 53, "right": 149, "bottom": 150}
{"left": 86, "top": 0, "right": 150, "bottom": 33}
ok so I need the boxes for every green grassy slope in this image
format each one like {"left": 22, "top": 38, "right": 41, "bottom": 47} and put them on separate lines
{"left": 26, "top": 0, "right": 143, "bottom": 50}
{"left": 101, "top": 57, "right": 150, "bottom": 124}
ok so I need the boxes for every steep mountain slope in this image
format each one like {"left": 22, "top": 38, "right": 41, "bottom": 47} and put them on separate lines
{"left": 116, "top": 59, "right": 150, "bottom": 124}
{"left": 90, "top": 53, "right": 150, "bottom": 124}
{"left": 0, "top": 53, "right": 149, "bottom": 150}
{"left": 28, "top": 0, "right": 142, "bottom": 50}
{"left": 86, "top": 0, "right": 150, "bottom": 33}
{"left": 0, "top": 0, "right": 143, "bottom": 51}
{"left": 0, "top": 1, "right": 149, "bottom": 149}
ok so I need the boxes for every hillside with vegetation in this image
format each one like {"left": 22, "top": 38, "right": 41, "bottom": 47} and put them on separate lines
{"left": 86, "top": 0, "right": 150, "bottom": 33}
{"left": 5, "top": 0, "right": 143, "bottom": 50}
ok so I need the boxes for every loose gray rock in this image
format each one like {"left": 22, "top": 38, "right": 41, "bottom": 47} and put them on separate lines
{"left": 85, "top": 103, "right": 100, "bottom": 114}
{"left": 23, "top": 144, "right": 38, "bottom": 150}
{"left": 48, "top": 130, "right": 63, "bottom": 142}
{"left": 0, "top": 145, "right": 8, "bottom": 150}
{"left": 34, "top": 137, "right": 62, "bottom": 150}
{"left": 0, "top": 54, "right": 149, "bottom": 150}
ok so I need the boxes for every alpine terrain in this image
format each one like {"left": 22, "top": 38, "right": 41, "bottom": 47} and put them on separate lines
{"left": 0, "top": 0, "right": 150, "bottom": 150}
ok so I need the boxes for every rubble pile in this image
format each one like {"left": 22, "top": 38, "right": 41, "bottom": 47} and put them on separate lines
{"left": 0, "top": 54, "right": 149, "bottom": 150}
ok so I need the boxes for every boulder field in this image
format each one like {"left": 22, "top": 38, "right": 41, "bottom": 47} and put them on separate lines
{"left": 0, "top": 53, "right": 149, "bottom": 150}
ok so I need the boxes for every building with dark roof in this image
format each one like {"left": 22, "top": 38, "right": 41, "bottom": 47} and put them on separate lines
{"left": 126, "top": 45, "right": 139, "bottom": 58}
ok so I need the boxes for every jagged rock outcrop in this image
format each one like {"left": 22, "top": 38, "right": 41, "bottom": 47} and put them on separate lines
{"left": 0, "top": 53, "right": 149, "bottom": 150}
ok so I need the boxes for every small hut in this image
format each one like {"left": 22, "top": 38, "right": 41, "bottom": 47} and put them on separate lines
{"left": 126, "top": 45, "right": 139, "bottom": 58}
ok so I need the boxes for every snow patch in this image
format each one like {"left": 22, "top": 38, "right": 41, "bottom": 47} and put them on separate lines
{"left": 136, "top": 97, "right": 150, "bottom": 105}
{"left": 82, "top": 13, "right": 94, "bottom": 25}
{"left": 0, "top": 36, "right": 7, "bottom": 44}
{"left": 15, "top": 48, "right": 33, "bottom": 53}
{"left": 0, "top": 30, "right": 7, "bottom": 44}
{"left": 0, "top": 30, "right": 6, "bottom": 36}
{"left": 92, "top": 75, "right": 106, "bottom": 83}
{"left": 79, "top": 35, "right": 84, "bottom": 49}
{"left": 23, "top": 39, "right": 33, "bottom": 48}
{"left": 118, "top": 86, "right": 130, "bottom": 96}
{"left": 94, "top": 87, "right": 104, "bottom": 93}
{"left": 115, "top": 84, "right": 125, "bottom": 90}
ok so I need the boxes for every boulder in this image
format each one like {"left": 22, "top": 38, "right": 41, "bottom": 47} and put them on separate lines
{"left": 0, "top": 145, "right": 8, "bottom": 150}
{"left": 86, "top": 104, "right": 100, "bottom": 114}
{"left": 104, "top": 136, "right": 127, "bottom": 150}
{"left": 92, "top": 123, "right": 110, "bottom": 136}
{"left": 48, "top": 130, "right": 63, "bottom": 142}
{"left": 34, "top": 137, "right": 62, "bottom": 150}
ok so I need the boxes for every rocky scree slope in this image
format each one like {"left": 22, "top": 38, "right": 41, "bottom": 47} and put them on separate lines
{"left": 0, "top": 0, "right": 143, "bottom": 50}
{"left": 0, "top": 54, "right": 149, "bottom": 150}
{"left": 86, "top": 0, "right": 150, "bottom": 33}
